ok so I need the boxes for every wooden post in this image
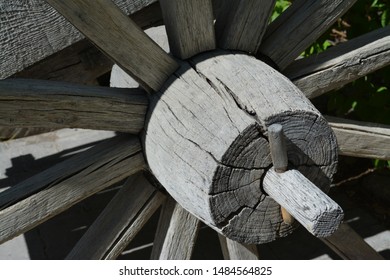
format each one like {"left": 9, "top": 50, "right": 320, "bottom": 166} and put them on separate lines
{"left": 144, "top": 50, "right": 339, "bottom": 244}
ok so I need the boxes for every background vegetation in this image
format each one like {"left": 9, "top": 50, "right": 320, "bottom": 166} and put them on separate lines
{"left": 273, "top": 0, "right": 390, "bottom": 168}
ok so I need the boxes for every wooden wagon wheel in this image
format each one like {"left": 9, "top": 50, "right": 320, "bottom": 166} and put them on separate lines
{"left": 1, "top": 0, "right": 389, "bottom": 259}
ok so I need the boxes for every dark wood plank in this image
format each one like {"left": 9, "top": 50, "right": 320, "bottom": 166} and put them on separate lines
{"left": 0, "top": 79, "right": 148, "bottom": 133}
{"left": 45, "top": 0, "right": 178, "bottom": 91}
{"left": 322, "top": 223, "right": 384, "bottom": 260}
{"left": 159, "top": 0, "right": 215, "bottom": 59}
{"left": 215, "top": 0, "right": 275, "bottom": 53}
{"left": 259, "top": 0, "right": 357, "bottom": 69}
{"left": 218, "top": 235, "right": 259, "bottom": 260}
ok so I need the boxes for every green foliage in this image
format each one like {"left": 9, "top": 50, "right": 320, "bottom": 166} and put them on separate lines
{"left": 323, "top": 1, "right": 390, "bottom": 168}
{"left": 270, "top": 0, "right": 291, "bottom": 22}
{"left": 272, "top": 0, "right": 390, "bottom": 168}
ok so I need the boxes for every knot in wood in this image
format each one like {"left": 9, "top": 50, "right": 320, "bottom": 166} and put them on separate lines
{"left": 144, "top": 51, "right": 338, "bottom": 244}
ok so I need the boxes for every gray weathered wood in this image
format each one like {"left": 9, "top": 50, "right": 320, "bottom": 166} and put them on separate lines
{"left": 0, "top": 129, "right": 115, "bottom": 206}
{"left": 322, "top": 223, "right": 384, "bottom": 260}
{"left": 110, "top": 26, "right": 170, "bottom": 89}
{"left": 104, "top": 190, "right": 165, "bottom": 260}
{"left": 0, "top": 79, "right": 148, "bottom": 133}
{"left": 0, "top": 136, "right": 145, "bottom": 244}
{"left": 267, "top": 124, "right": 294, "bottom": 225}
{"left": 259, "top": 0, "right": 357, "bottom": 69}
{"left": 10, "top": 2, "right": 164, "bottom": 85}
{"left": 218, "top": 235, "right": 259, "bottom": 260}
{"left": 0, "top": 0, "right": 158, "bottom": 80}
{"left": 159, "top": 0, "right": 215, "bottom": 59}
{"left": 263, "top": 168, "right": 343, "bottom": 237}
{"left": 0, "top": 127, "right": 55, "bottom": 141}
{"left": 268, "top": 124, "right": 288, "bottom": 173}
{"left": 328, "top": 116, "right": 390, "bottom": 160}
{"left": 151, "top": 197, "right": 200, "bottom": 260}
{"left": 215, "top": 0, "right": 275, "bottom": 53}
{"left": 67, "top": 173, "right": 165, "bottom": 260}
{"left": 285, "top": 26, "right": 390, "bottom": 99}
{"left": 45, "top": 0, "right": 178, "bottom": 92}
{"left": 145, "top": 50, "right": 338, "bottom": 244}
{"left": 12, "top": 40, "right": 111, "bottom": 86}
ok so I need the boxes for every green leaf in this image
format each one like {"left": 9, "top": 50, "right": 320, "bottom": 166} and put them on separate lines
{"left": 381, "top": 9, "right": 389, "bottom": 27}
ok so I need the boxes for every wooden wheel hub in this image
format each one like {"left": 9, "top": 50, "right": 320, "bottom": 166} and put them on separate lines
{"left": 144, "top": 51, "right": 340, "bottom": 244}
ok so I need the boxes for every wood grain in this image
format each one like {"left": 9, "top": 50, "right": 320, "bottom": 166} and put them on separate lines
{"left": 45, "top": 0, "right": 178, "bottom": 92}
{"left": 10, "top": 2, "right": 164, "bottom": 85}
{"left": 159, "top": 0, "right": 215, "bottom": 59}
{"left": 0, "top": 129, "right": 115, "bottom": 193}
{"left": 322, "top": 223, "right": 384, "bottom": 260}
{"left": 145, "top": 51, "right": 338, "bottom": 243}
{"left": 328, "top": 116, "right": 390, "bottom": 160}
{"left": 110, "top": 26, "right": 170, "bottom": 89}
{"left": 259, "top": 0, "right": 357, "bottom": 69}
{"left": 215, "top": 0, "right": 275, "bottom": 53}
{"left": 263, "top": 168, "right": 343, "bottom": 237}
{"left": 218, "top": 235, "right": 259, "bottom": 260}
{"left": 285, "top": 26, "right": 390, "bottom": 99}
{"left": 268, "top": 124, "right": 288, "bottom": 173}
{"left": 151, "top": 197, "right": 200, "bottom": 260}
{"left": 0, "top": 0, "right": 158, "bottom": 80}
{"left": 0, "top": 136, "right": 145, "bottom": 244}
{"left": 67, "top": 173, "right": 165, "bottom": 260}
{"left": 0, "top": 79, "right": 148, "bottom": 133}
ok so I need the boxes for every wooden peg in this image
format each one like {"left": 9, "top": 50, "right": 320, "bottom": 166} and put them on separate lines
{"left": 266, "top": 123, "right": 343, "bottom": 236}
{"left": 268, "top": 124, "right": 288, "bottom": 173}
{"left": 267, "top": 124, "right": 294, "bottom": 224}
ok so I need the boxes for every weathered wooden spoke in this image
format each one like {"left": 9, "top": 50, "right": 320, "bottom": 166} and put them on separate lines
{"left": 328, "top": 117, "right": 390, "bottom": 160}
{"left": 45, "top": 0, "right": 178, "bottom": 91}
{"left": 10, "top": 2, "right": 164, "bottom": 86}
{"left": 215, "top": 0, "right": 275, "bottom": 53}
{"left": 0, "top": 79, "right": 148, "bottom": 133}
{"left": 259, "top": 0, "right": 357, "bottom": 69}
{"left": 0, "top": 136, "right": 144, "bottom": 244}
{"left": 286, "top": 26, "right": 390, "bottom": 99}
{"left": 0, "top": 0, "right": 159, "bottom": 80}
{"left": 67, "top": 173, "right": 165, "bottom": 260}
{"left": 322, "top": 223, "right": 384, "bottom": 260}
{"left": 218, "top": 235, "right": 259, "bottom": 260}
{"left": 151, "top": 197, "right": 200, "bottom": 260}
{"left": 159, "top": 0, "right": 215, "bottom": 59}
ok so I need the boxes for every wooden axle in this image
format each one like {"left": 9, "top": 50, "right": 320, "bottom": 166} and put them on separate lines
{"left": 263, "top": 169, "right": 343, "bottom": 237}
{"left": 145, "top": 50, "right": 339, "bottom": 244}
{"left": 267, "top": 123, "right": 343, "bottom": 236}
